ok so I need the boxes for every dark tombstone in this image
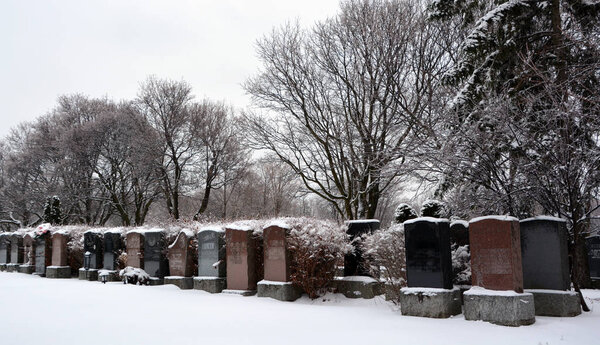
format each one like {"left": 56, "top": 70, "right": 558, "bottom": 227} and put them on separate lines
{"left": 126, "top": 232, "right": 144, "bottom": 269}
{"left": 520, "top": 217, "right": 570, "bottom": 290}
{"left": 449, "top": 220, "right": 469, "bottom": 248}
{"left": 263, "top": 225, "right": 291, "bottom": 282}
{"left": 404, "top": 218, "right": 453, "bottom": 289}
{"left": 469, "top": 216, "right": 524, "bottom": 292}
{"left": 168, "top": 230, "right": 194, "bottom": 277}
{"left": 344, "top": 220, "right": 380, "bottom": 276}
{"left": 10, "top": 233, "right": 24, "bottom": 264}
{"left": 34, "top": 231, "right": 52, "bottom": 275}
{"left": 22, "top": 233, "right": 35, "bottom": 267}
{"left": 144, "top": 230, "right": 168, "bottom": 278}
{"left": 197, "top": 229, "right": 226, "bottom": 277}
{"left": 83, "top": 231, "right": 103, "bottom": 269}
{"left": 0, "top": 233, "right": 10, "bottom": 264}
{"left": 226, "top": 228, "right": 261, "bottom": 291}
{"left": 587, "top": 235, "right": 600, "bottom": 280}
{"left": 103, "top": 231, "right": 124, "bottom": 271}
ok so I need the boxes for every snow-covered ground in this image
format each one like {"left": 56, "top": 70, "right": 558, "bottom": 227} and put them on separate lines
{"left": 1, "top": 272, "right": 599, "bottom": 345}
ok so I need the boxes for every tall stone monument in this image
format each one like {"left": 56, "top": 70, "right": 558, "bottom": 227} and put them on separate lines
{"left": 224, "top": 227, "right": 262, "bottom": 295}
{"left": 19, "top": 233, "right": 35, "bottom": 274}
{"left": 125, "top": 231, "right": 145, "bottom": 269}
{"left": 0, "top": 233, "right": 11, "bottom": 271}
{"left": 7, "top": 233, "right": 24, "bottom": 272}
{"left": 258, "top": 224, "right": 302, "bottom": 301}
{"left": 46, "top": 232, "right": 71, "bottom": 278}
{"left": 400, "top": 217, "right": 461, "bottom": 318}
{"left": 33, "top": 230, "right": 52, "bottom": 276}
{"left": 464, "top": 216, "right": 535, "bottom": 326}
{"left": 144, "top": 230, "right": 168, "bottom": 282}
{"left": 101, "top": 230, "right": 124, "bottom": 281}
{"left": 194, "top": 228, "right": 226, "bottom": 293}
{"left": 586, "top": 235, "right": 600, "bottom": 287}
{"left": 79, "top": 231, "right": 103, "bottom": 281}
{"left": 166, "top": 230, "right": 194, "bottom": 289}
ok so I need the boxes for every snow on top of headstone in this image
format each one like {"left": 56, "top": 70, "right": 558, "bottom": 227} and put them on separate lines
{"left": 346, "top": 219, "right": 380, "bottom": 225}
{"left": 520, "top": 215, "right": 567, "bottom": 223}
{"left": 450, "top": 220, "right": 469, "bottom": 228}
{"left": 180, "top": 228, "right": 194, "bottom": 238}
{"left": 197, "top": 224, "right": 225, "bottom": 233}
{"left": 464, "top": 286, "right": 531, "bottom": 296}
{"left": 403, "top": 217, "right": 449, "bottom": 225}
{"left": 469, "top": 215, "right": 519, "bottom": 223}
{"left": 264, "top": 218, "right": 292, "bottom": 229}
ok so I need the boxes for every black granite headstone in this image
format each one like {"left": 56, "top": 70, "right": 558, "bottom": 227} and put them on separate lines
{"left": 449, "top": 220, "right": 469, "bottom": 247}
{"left": 103, "top": 232, "right": 124, "bottom": 270}
{"left": 84, "top": 231, "right": 103, "bottom": 269}
{"left": 144, "top": 231, "right": 168, "bottom": 278}
{"left": 10, "top": 234, "right": 24, "bottom": 264}
{"left": 34, "top": 232, "right": 51, "bottom": 275}
{"left": 404, "top": 218, "right": 453, "bottom": 289}
{"left": 587, "top": 235, "right": 600, "bottom": 280}
{"left": 198, "top": 230, "right": 226, "bottom": 277}
{"left": 520, "top": 217, "right": 570, "bottom": 290}
{"left": 0, "top": 233, "right": 10, "bottom": 264}
{"left": 344, "top": 220, "right": 380, "bottom": 276}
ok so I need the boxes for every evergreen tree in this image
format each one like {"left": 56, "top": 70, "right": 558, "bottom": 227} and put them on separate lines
{"left": 43, "top": 196, "right": 62, "bottom": 225}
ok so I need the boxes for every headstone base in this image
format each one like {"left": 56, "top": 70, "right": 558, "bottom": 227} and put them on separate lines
{"left": 222, "top": 289, "right": 257, "bottom": 296}
{"left": 97, "top": 270, "right": 120, "bottom": 282}
{"left": 164, "top": 276, "right": 194, "bottom": 290}
{"left": 400, "top": 287, "right": 462, "bottom": 318}
{"left": 0, "top": 264, "right": 7, "bottom": 271}
{"left": 46, "top": 266, "right": 71, "bottom": 278}
{"left": 333, "top": 276, "right": 383, "bottom": 299}
{"left": 18, "top": 264, "right": 35, "bottom": 274}
{"left": 591, "top": 279, "right": 600, "bottom": 289}
{"left": 526, "top": 289, "right": 582, "bottom": 317}
{"left": 464, "top": 288, "right": 535, "bottom": 327}
{"left": 78, "top": 268, "right": 99, "bottom": 281}
{"left": 6, "top": 263, "right": 20, "bottom": 272}
{"left": 32, "top": 272, "right": 46, "bottom": 277}
{"left": 257, "top": 280, "right": 303, "bottom": 301}
{"left": 193, "top": 277, "right": 226, "bottom": 293}
{"left": 148, "top": 277, "right": 164, "bottom": 286}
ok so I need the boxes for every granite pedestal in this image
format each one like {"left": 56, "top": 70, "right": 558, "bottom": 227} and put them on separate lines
{"left": 400, "top": 287, "right": 462, "bottom": 318}
{"left": 78, "top": 268, "right": 99, "bottom": 281}
{"left": 526, "top": 289, "right": 581, "bottom": 317}
{"left": 333, "top": 276, "right": 383, "bottom": 299}
{"left": 193, "top": 276, "right": 227, "bottom": 293}
{"left": 18, "top": 264, "right": 35, "bottom": 274}
{"left": 46, "top": 265, "right": 71, "bottom": 278}
{"left": 463, "top": 288, "right": 535, "bottom": 327}
{"left": 257, "top": 280, "right": 303, "bottom": 301}
{"left": 164, "top": 276, "right": 194, "bottom": 289}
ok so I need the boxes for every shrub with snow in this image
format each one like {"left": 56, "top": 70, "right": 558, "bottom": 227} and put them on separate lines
{"left": 452, "top": 244, "right": 471, "bottom": 286}
{"left": 119, "top": 266, "right": 151, "bottom": 285}
{"left": 420, "top": 199, "right": 450, "bottom": 218}
{"left": 276, "top": 217, "right": 351, "bottom": 299}
{"left": 360, "top": 223, "right": 406, "bottom": 304}
{"left": 394, "top": 203, "right": 418, "bottom": 224}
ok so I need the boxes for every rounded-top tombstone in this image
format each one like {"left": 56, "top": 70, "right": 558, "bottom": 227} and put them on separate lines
{"left": 520, "top": 216, "right": 570, "bottom": 290}
{"left": 469, "top": 216, "right": 523, "bottom": 292}
{"left": 587, "top": 235, "right": 600, "bottom": 281}
{"left": 83, "top": 231, "right": 103, "bottom": 270}
{"left": 125, "top": 231, "right": 145, "bottom": 269}
{"left": 103, "top": 230, "right": 124, "bottom": 271}
{"left": 344, "top": 219, "right": 380, "bottom": 276}
{"left": 22, "top": 233, "right": 35, "bottom": 267}
{"left": 168, "top": 230, "right": 194, "bottom": 277}
{"left": 404, "top": 217, "right": 453, "bottom": 289}
{"left": 197, "top": 228, "right": 226, "bottom": 277}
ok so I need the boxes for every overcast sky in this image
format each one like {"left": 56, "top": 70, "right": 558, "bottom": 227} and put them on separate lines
{"left": 0, "top": 0, "right": 341, "bottom": 138}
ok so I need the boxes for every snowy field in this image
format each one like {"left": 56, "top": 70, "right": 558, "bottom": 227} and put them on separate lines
{"left": 1, "top": 272, "right": 599, "bottom": 345}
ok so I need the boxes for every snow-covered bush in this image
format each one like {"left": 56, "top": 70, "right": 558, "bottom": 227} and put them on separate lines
{"left": 360, "top": 223, "right": 406, "bottom": 304}
{"left": 452, "top": 244, "right": 471, "bottom": 286}
{"left": 279, "top": 217, "right": 351, "bottom": 299}
{"left": 119, "top": 266, "right": 151, "bottom": 285}
{"left": 420, "top": 199, "right": 450, "bottom": 218}
{"left": 394, "top": 203, "right": 417, "bottom": 224}
{"left": 59, "top": 225, "right": 91, "bottom": 274}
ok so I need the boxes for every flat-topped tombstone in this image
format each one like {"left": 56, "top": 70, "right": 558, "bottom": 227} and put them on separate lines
{"left": 404, "top": 217, "right": 453, "bottom": 289}
{"left": 520, "top": 217, "right": 570, "bottom": 290}
{"left": 34, "top": 231, "right": 52, "bottom": 275}
{"left": 469, "top": 216, "right": 523, "bottom": 292}
{"left": 168, "top": 230, "right": 194, "bottom": 277}
{"left": 226, "top": 227, "right": 260, "bottom": 291}
{"left": 10, "top": 233, "right": 24, "bottom": 264}
{"left": 83, "top": 231, "right": 103, "bottom": 269}
{"left": 23, "top": 233, "right": 35, "bottom": 266}
{"left": 126, "top": 232, "right": 144, "bottom": 269}
{"left": 103, "top": 231, "right": 124, "bottom": 270}
{"left": 263, "top": 224, "right": 291, "bottom": 282}
{"left": 449, "top": 220, "right": 469, "bottom": 247}
{"left": 198, "top": 229, "right": 225, "bottom": 277}
{"left": 144, "top": 230, "right": 168, "bottom": 278}
{"left": 344, "top": 220, "right": 380, "bottom": 276}
{"left": 0, "top": 233, "right": 10, "bottom": 264}
{"left": 51, "top": 232, "right": 69, "bottom": 267}
{"left": 587, "top": 235, "right": 600, "bottom": 280}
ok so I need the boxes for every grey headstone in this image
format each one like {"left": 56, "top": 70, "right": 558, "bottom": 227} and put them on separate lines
{"left": 0, "top": 233, "right": 10, "bottom": 264}
{"left": 404, "top": 218, "right": 453, "bottom": 289}
{"left": 587, "top": 235, "right": 600, "bottom": 280}
{"left": 34, "top": 232, "right": 51, "bottom": 275}
{"left": 84, "top": 232, "right": 103, "bottom": 269}
{"left": 10, "top": 234, "right": 23, "bottom": 264}
{"left": 103, "top": 232, "right": 124, "bottom": 270}
{"left": 520, "top": 218, "right": 570, "bottom": 290}
{"left": 198, "top": 230, "right": 225, "bottom": 277}
{"left": 144, "top": 231, "right": 168, "bottom": 278}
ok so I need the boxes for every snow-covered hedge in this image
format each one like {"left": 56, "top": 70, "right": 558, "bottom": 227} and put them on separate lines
{"left": 420, "top": 199, "right": 450, "bottom": 218}
{"left": 393, "top": 203, "right": 417, "bottom": 224}
{"left": 452, "top": 244, "right": 471, "bottom": 286}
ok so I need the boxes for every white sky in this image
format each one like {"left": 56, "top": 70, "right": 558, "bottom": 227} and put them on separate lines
{"left": 0, "top": 0, "right": 341, "bottom": 138}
